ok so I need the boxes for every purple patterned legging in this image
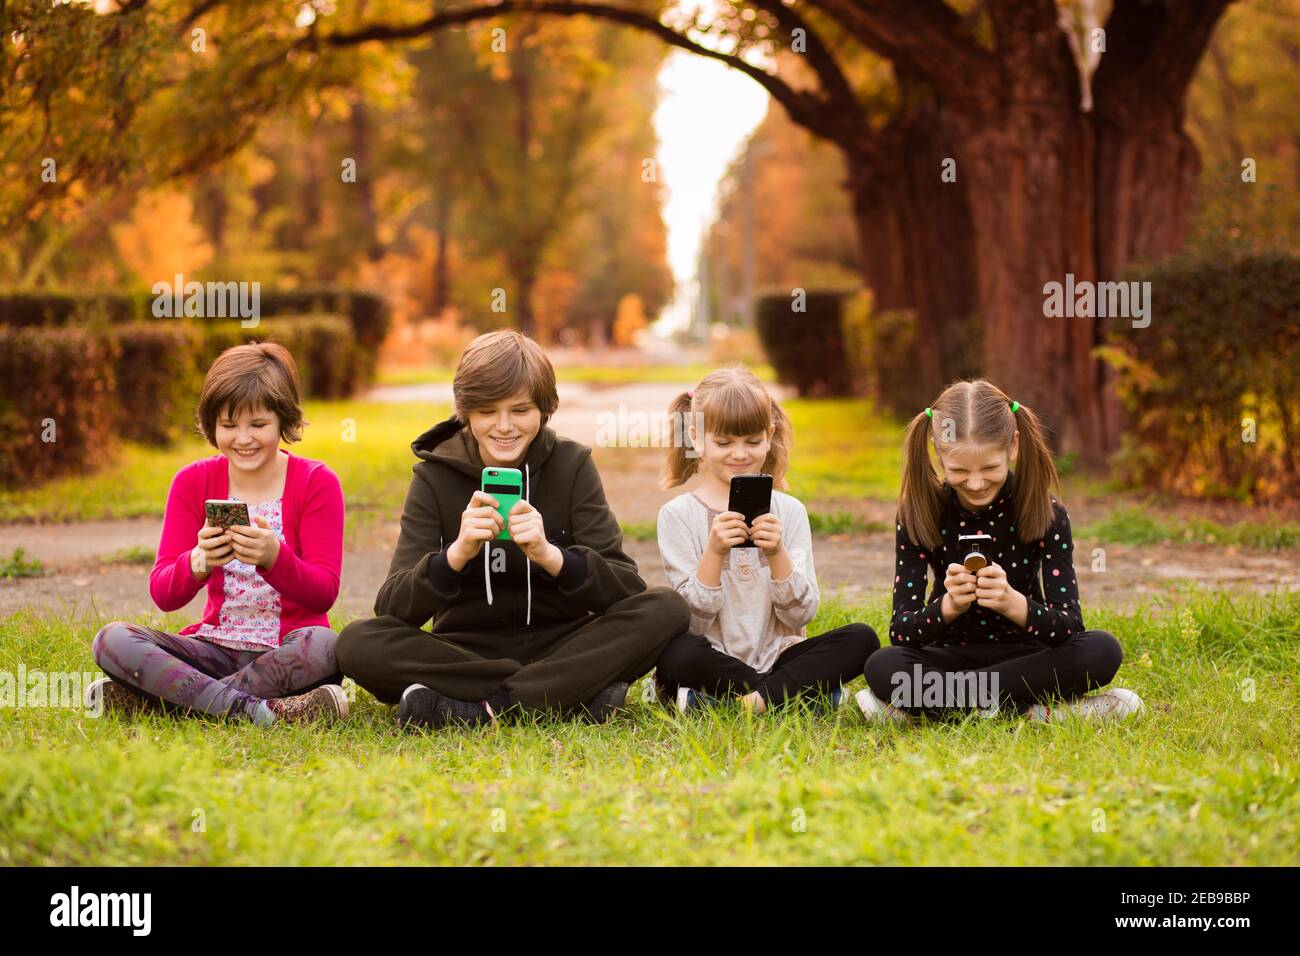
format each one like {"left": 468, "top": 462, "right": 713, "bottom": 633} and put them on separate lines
{"left": 91, "top": 622, "right": 342, "bottom": 721}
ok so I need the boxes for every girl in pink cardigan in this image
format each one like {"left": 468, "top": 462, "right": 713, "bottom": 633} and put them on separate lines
{"left": 88, "top": 342, "right": 348, "bottom": 726}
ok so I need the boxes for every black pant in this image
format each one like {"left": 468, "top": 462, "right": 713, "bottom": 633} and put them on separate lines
{"left": 337, "top": 587, "right": 689, "bottom": 711}
{"left": 655, "top": 623, "right": 879, "bottom": 707}
{"left": 864, "top": 630, "right": 1122, "bottom": 716}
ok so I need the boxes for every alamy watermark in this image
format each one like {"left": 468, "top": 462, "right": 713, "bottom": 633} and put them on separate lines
{"left": 1042, "top": 273, "right": 1151, "bottom": 329}
{"left": 1, "top": 665, "right": 106, "bottom": 718}
{"left": 595, "top": 405, "right": 706, "bottom": 458}
{"left": 890, "top": 664, "right": 1000, "bottom": 711}
{"left": 151, "top": 273, "right": 261, "bottom": 327}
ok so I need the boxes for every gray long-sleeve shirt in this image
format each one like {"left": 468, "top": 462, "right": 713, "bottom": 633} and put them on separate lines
{"left": 656, "top": 491, "right": 820, "bottom": 673}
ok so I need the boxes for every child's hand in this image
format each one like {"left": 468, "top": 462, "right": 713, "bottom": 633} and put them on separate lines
{"left": 507, "top": 500, "right": 559, "bottom": 568}
{"left": 195, "top": 522, "right": 236, "bottom": 573}
{"left": 707, "top": 511, "right": 750, "bottom": 555}
{"left": 228, "top": 516, "right": 281, "bottom": 570}
{"left": 974, "top": 563, "right": 1024, "bottom": 617}
{"left": 447, "top": 490, "right": 504, "bottom": 570}
{"left": 749, "top": 512, "right": 782, "bottom": 556}
{"left": 942, "top": 563, "right": 977, "bottom": 617}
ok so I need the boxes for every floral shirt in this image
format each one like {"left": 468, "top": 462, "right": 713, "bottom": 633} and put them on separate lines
{"left": 195, "top": 498, "right": 286, "bottom": 651}
{"left": 890, "top": 471, "right": 1085, "bottom": 648}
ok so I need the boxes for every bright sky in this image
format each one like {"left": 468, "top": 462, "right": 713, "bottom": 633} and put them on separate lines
{"left": 651, "top": 48, "right": 771, "bottom": 334}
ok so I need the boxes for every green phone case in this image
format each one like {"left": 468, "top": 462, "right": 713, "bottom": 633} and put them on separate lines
{"left": 481, "top": 467, "right": 523, "bottom": 540}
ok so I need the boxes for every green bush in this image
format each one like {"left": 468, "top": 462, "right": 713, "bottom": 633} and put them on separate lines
{"left": 197, "top": 315, "right": 359, "bottom": 401}
{"left": 0, "top": 286, "right": 389, "bottom": 388}
{"left": 0, "top": 325, "right": 119, "bottom": 488}
{"left": 112, "top": 322, "right": 203, "bottom": 445}
{"left": 1099, "top": 250, "right": 1300, "bottom": 501}
{"left": 754, "top": 288, "right": 854, "bottom": 397}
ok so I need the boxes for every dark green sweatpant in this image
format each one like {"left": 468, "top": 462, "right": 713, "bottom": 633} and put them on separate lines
{"left": 336, "top": 587, "right": 689, "bottom": 711}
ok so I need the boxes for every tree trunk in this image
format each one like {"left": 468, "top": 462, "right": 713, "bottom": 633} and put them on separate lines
{"left": 844, "top": 87, "right": 979, "bottom": 398}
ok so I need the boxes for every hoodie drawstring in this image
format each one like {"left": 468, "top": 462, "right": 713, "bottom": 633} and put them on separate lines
{"left": 482, "top": 461, "right": 532, "bottom": 627}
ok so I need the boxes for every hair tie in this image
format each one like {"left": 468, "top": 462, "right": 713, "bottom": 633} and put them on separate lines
{"left": 924, "top": 407, "right": 933, "bottom": 419}
{"left": 687, "top": 389, "right": 694, "bottom": 399}
{"left": 1010, "top": 401, "right": 1020, "bottom": 414}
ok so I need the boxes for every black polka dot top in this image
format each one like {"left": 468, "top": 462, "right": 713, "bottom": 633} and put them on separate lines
{"left": 890, "top": 469, "right": 1085, "bottom": 647}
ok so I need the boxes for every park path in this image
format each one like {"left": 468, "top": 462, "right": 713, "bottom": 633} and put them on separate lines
{"left": 3, "top": 379, "right": 1298, "bottom": 620}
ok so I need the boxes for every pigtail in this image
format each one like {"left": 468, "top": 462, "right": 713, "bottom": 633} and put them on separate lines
{"left": 763, "top": 398, "right": 792, "bottom": 491}
{"left": 898, "top": 411, "right": 944, "bottom": 550}
{"left": 661, "top": 389, "right": 702, "bottom": 489}
{"left": 1009, "top": 401, "right": 1061, "bottom": 543}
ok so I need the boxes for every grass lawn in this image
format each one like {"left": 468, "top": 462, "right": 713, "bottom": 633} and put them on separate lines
{"left": 1, "top": 590, "right": 1296, "bottom": 865}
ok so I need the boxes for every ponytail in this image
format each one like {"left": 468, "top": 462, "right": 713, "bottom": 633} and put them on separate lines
{"left": 661, "top": 389, "right": 701, "bottom": 489}
{"left": 1008, "top": 401, "right": 1060, "bottom": 543}
{"left": 898, "top": 410, "right": 945, "bottom": 550}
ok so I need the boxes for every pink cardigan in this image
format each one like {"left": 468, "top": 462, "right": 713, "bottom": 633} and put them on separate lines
{"left": 149, "top": 452, "right": 345, "bottom": 641}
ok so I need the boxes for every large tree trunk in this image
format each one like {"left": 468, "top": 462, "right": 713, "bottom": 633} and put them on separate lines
{"left": 844, "top": 86, "right": 979, "bottom": 398}
{"left": 961, "top": 103, "right": 1108, "bottom": 459}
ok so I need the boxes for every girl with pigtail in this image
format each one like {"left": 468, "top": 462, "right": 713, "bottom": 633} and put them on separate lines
{"left": 654, "top": 366, "right": 879, "bottom": 715}
{"left": 859, "top": 379, "right": 1144, "bottom": 724}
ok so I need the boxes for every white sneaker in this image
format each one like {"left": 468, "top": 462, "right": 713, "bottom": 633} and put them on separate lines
{"left": 1028, "top": 688, "right": 1145, "bottom": 723}
{"left": 855, "top": 688, "right": 911, "bottom": 723}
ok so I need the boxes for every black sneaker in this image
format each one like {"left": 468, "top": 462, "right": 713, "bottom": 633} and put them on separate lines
{"left": 581, "top": 681, "right": 630, "bottom": 723}
{"left": 397, "top": 683, "right": 494, "bottom": 730}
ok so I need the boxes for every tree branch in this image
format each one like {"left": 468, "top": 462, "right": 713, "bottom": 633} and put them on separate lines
{"left": 310, "top": 1, "right": 854, "bottom": 148}
{"left": 798, "top": 0, "right": 991, "bottom": 106}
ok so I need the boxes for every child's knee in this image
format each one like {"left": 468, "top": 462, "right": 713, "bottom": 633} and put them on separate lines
{"left": 844, "top": 622, "right": 881, "bottom": 655}
{"left": 91, "top": 622, "right": 130, "bottom": 667}
{"left": 1082, "top": 629, "right": 1123, "bottom": 681}
{"left": 864, "top": 644, "right": 910, "bottom": 699}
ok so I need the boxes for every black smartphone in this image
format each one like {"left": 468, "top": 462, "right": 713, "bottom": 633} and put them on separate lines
{"left": 728, "top": 473, "right": 773, "bottom": 549}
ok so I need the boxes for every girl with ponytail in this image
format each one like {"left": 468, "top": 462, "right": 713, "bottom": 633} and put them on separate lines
{"left": 859, "top": 379, "right": 1144, "bottom": 724}
{"left": 654, "top": 366, "right": 879, "bottom": 716}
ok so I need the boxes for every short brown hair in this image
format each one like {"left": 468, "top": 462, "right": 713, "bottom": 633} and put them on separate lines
{"left": 452, "top": 330, "right": 559, "bottom": 424}
{"left": 196, "top": 341, "right": 306, "bottom": 446}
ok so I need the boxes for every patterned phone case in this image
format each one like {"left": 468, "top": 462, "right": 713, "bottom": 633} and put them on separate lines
{"left": 205, "top": 500, "right": 251, "bottom": 529}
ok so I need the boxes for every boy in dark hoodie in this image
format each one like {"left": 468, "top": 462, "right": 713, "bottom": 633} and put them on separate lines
{"left": 336, "top": 330, "right": 690, "bottom": 729}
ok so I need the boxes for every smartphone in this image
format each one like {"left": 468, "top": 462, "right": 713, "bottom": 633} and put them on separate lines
{"left": 481, "top": 467, "right": 523, "bottom": 540}
{"left": 958, "top": 532, "right": 992, "bottom": 572}
{"left": 205, "top": 499, "right": 250, "bottom": 530}
{"left": 728, "top": 473, "right": 773, "bottom": 549}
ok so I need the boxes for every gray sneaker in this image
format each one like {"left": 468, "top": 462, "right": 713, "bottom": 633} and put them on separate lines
{"left": 1027, "top": 688, "right": 1145, "bottom": 723}
{"left": 84, "top": 677, "right": 158, "bottom": 718}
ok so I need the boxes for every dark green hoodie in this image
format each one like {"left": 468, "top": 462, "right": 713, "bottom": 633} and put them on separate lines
{"left": 374, "top": 415, "right": 646, "bottom": 638}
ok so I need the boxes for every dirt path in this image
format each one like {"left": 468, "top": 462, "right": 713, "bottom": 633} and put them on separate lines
{"left": 3, "top": 516, "right": 1296, "bottom": 622}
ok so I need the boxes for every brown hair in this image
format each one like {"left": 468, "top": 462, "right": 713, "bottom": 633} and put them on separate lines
{"left": 899, "top": 379, "right": 1059, "bottom": 550}
{"left": 196, "top": 341, "right": 306, "bottom": 446}
{"left": 662, "top": 365, "right": 792, "bottom": 489}
{"left": 452, "top": 330, "right": 559, "bottom": 425}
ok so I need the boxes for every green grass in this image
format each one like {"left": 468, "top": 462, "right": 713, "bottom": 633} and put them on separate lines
{"left": 0, "top": 548, "right": 45, "bottom": 579}
{"left": 377, "top": 362, "right": 777, "bottom": 388}
{"left": 1077, "top": 505, "right": 1300, "bottom": 550}
{"left": 783, "top": 399, "right": 903, "bottom": 501}
{"left": 100, "top": 546, "right": 156, "bottom": 566}
{"left": 2, "top": 590, "right": 1296, "bottom": 865}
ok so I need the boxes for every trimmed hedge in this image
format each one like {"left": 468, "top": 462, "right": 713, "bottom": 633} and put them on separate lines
{"left": 0, "top": 325, "right": 119, "bottom": 488}
{"left": 115, "top": 322, "right": 204, "bottom": 445}
{"left": 1100, "top": 251, "right": 1300, "bottom": 501}
{"left": 840, "top": 290, "right": 982, "bottom": 417}
{"left": 198, "top": 315, "right": 360, "bottom": 400}
{"left": 0, "top": 286, "right": 390, "bottom": 387}
{"left": 754, "top": 288, "right": 855, "bottom": 397}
